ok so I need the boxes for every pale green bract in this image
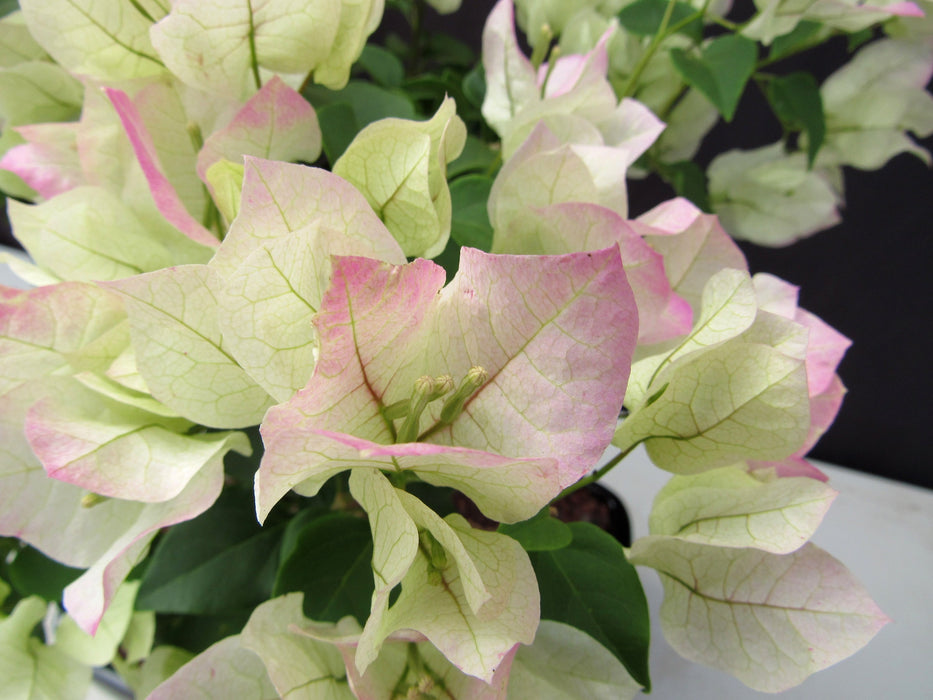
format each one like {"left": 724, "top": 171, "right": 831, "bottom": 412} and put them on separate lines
{"left": 0, "top": 0, "right": 899, "bottom": 696}
{"left": 0, "top": 597, "right": 92, "bottom": 700}
{"left": 507, "top": 621, "right": 641, "bottom": 700}
{"left": 19, "top": 0, "right": 167, "bottom": 81}
{"left": 148, "top": 635, "right": 279, "bottom": 700}
{"left": 150, "top": 0, "right": 383, "bottom": 99}
{"left": 348, "top": 470, "right": 537, "bottom": 682}
{"left": 818, "top": 38, "right": 933, "bottom": 169}
{"left": 334, "top": 97, "right": 466, "bottom": 258}
{"left": 628, "top": 537, "right": 890, "bottom": 693}
{"left": 708, "top": 143, "right": 843, "bottom": 246}
{"left": 647, "top": 466, "right": 838, "bottom": 553}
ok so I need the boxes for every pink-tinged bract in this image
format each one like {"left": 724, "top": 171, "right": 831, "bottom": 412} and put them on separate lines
{"left": 257, "top": 247, "right": 638, "bottom": 522}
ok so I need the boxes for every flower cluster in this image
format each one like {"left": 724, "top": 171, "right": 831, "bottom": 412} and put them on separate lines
{"left": 0, "top": 0, "right": 913, "bottom": 698}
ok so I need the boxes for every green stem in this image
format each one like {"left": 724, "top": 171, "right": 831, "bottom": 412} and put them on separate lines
{"left": 246, "top": 0, "right": 263, "bottom": 90}
{"left": 408, "top": 0, "right": 426, "bottom": 76}
{"left": 619, "top": 0, "right": 680, "bottom": 98}
{"left": 555, "top": 443, "right": 637, "bottom": 501}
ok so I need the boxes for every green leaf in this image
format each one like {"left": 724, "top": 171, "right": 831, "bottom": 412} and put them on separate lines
{"left": 498, "top": 509, "right": 572, "bottom": 552}
{"left": 529, "top": 522, "right": 651, "bottom": 690}
{"left": 448, "top": 135, "right": 496, "bottom": 178}
{"left": 317, "top": 102, "right": 360, "bottom": 164}
{"left": 355, "top": 44, "right": 404, "bottom": 88}
{"left": 5, "top": 546, "right": 82, "bottom": 603}
{"left": 303, "top": 80, "right": 416, "bottom": 127}
{"left": 847, "top": 28, "right": 874, "bottom": 53}
{"left": 0, "top": 1, "right": 19, "bottom": 19}
{"left": 618, "top": 0, "right": 703, "bottom": 43}
{"left": 272, "top": 512, "right": 374, "bottom": 626}
{"left": 449, "top": 174, "right": 494, "bottom": 251}
{"left": 462, "top": 64, "right": 486, "bottom": 109}
{"left": 766, "top": 72, "right": 825, "bottom": 167}
{"left": 769, "top": 21, "right": 822, "bottom": 62}
{"left": 426, "top": 32, "right": 475, "bottom": 67}
{"left": 670, "top": 35, "right": 757, "bottom": 122}
{"left": 136, "top": 490, "right": 282, "bottom": 615}
{"left": 155, "top": 611, "right": 252, "bottom": 656}
{"left": 658, "top": 160, "right": 711, "bottom": 212}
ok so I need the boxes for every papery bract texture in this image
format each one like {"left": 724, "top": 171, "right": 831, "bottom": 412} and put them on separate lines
{"left": 148, "top": 635, "right": 278, "bottom": 700}
{"left": 819, "top": 38, "right": 933, "bottom": 169}
{"left": 258, "top": 246, "right": 638, "bottom": 522}
{"left": 507, "top": 620, "right": 642, "bottom": 700}
{"left": 709, "top": 143, "right": 842, "bottom": 246}
{"left": 108, "top": 265, "right": 275, "bottom": 429}
{"left": 491, "top": 201, "right": 692, "bottom": 345}
{"left": 648, "top": 466, "right": 838, "bottom": 553}
{"left": 150, "top": 0, "right": 382, "bottom": 98}
{"left": 0, "top": 597, "right": 92, "bottom": 700}
{"left": 240, "top": 595, "right": 355, "bottom": 699}
{"left": 294, "top": 608, "right": 515, "bottom": 699}
{"left": 333, "top": 97, "right": 466, "bottom": 258}
{"left": 209, "top": 158, "right": 405, "bottom": 401}
{"left": 196, "top": 76, "right": 323, "bottom": 181}
{"left": 348, "top": 470, "right": 537, "bottom": 682}
{"left": 629, "top": 537, "right": 890, "bottom": 692}
{"left": 19, "top": 0, "right": 167, "bottom": 81}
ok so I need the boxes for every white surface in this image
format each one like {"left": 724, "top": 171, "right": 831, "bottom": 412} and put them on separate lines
{"left": 5, "top": 248, "right": 930, "bottom": 698}
{"left": 602, "top": 446, "right": 933, "bottom": 699}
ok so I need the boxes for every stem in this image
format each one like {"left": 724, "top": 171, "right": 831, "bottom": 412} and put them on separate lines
{"left": 408, "top": 0, "right": 425, "bottom": 76}
{"left": 555, "top": 443, "right": 637, "bottom": 501}
{"left": 246, "top": 0, "right": 263, "bottom": 90}
{"left": 619, "top": 0, "right": 680, "bottom": 98}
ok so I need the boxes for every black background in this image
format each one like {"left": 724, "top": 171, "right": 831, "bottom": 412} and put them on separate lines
{"left": 2, "top": 0, "right": 930, "bottom": 488}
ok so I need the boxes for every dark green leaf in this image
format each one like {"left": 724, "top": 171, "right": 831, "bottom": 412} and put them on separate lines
{"left": 317, "top": 103, "right": 361, "bottom": 164}
{"left": 449, "top": 174, "right": 494, "bottom": 251}
{"left": 137, "top": 490, "right": 282, "bottom": 614}
{"left": 432, "top": 236, "right": 462, "bottom": 282}
{"left": 462, "top": 65, "right": 486, "bottom": 109}
{"left": 659, "top": 160, "right": 711, "bottom": 212}
{"left": 402, "top": 74, "right": 461, "bottom": 107}
{"left": 618, "top": 0, "right": 703, "bottom": 43}
{"left": 405, "top": 482, "right": 457, "bottom": 518}
{"left": 156, "top": 611, "right": 252, "bottom": 655}
{"left": 847, "top": 27, "right": 875, "bottom": 53}
{"left": 356, "top": 44, "right": 405, "bottom": 88}
{"left": 221, "top": 425, "right": 262, "bottom": 486}
{"left": 426, "top": 33, "right": 475, "bottom": 67}
{"left": 769, "top": 21, "right": 822, "bottom": 62}
{"left": 304, "top": 80, "right": 416, "bottom": 126}
{"left": 670, "top": 35, "right": 757, "bottom": 121}
{"left": 448, "top": 135, "right": 497, "bottom": 178}
{"left": 766, "top": 72, "right": 825, "bottom": 167}
{"left": 5, "top": 545, "right": 82, "bottom": 602}
{"left": 273, "top": 513, "right": 374, "bottom": 625}
{"left": 0, "top": 0, "right": 18, "bottom": 19}
{"left": 498, "top": 510, "right": 572, "bottom": 552}
{"left": 530, "top": 522, "right": 651, "bottom": 690}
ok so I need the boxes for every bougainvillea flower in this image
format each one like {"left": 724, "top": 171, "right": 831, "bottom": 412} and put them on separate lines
{"left": 491, "top": 200, "right": 692, "bottom": 345}
{"left": 0, "top": 282, "right": 250, "bottom": 633}
{"left": 333, "top": 98, "right": 466, "bottom": 258}
{"left": 818, "top": 38, "right": 933, "bottom": 170}
{"left": 482, "top": 0, "right": 664, "bottom": 159}
{"left": 708, "top": 143, "right": 842, "bottom": 246}
{"left": 743, "top": 0, "right": 923, "bottom": 44}
{"left": 150, "top": 0, "right": 384, "bottom": 98}
{"left": 257, "top": 245, "right": 638, "bottom": 523}
{"left": 109, "top": 159, "right": 406, "bottom": 428}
